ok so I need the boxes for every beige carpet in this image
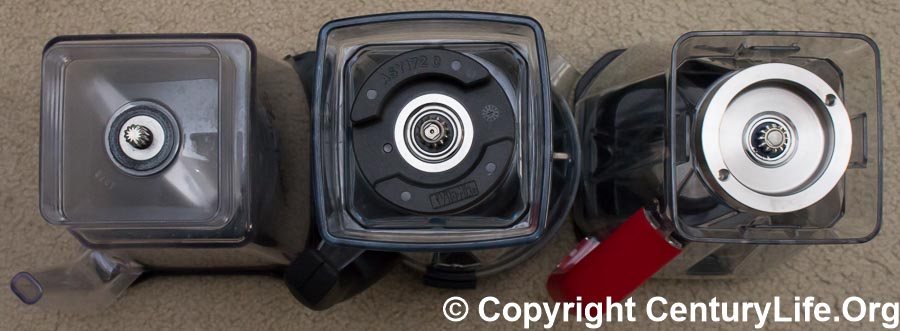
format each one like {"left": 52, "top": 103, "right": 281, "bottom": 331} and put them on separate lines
{"left": 1, "top": 0, "right": 898, "bottom": 330}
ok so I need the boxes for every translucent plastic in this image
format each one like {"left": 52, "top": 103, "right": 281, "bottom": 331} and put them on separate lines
{"left": 312, "top": 13, "right": 553, "bottom": 249}
{"left": 16, "top": 35, "right": 297, "bottom": 311}
{"left": 46, "top": 45, "right": 221, "bottom": 223}
{"left": 575, "top": 32, "right": 881, "bottom": 245}
{"left": 39, "top": 37, "right": 258, "bottom": 245}
{"left": 574, "top": 32, "right": 882, "bottom": 279}
{"left": 668, "top": 32, "right": 881, "bottom": 243}
{"left": 655, "top": 243, "right": 806, "bottom": 278}
{"left": 11, "top": 250, "right": 142, "bottom": 311}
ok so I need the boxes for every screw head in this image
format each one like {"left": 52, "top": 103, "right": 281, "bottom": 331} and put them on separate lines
{"left": 421, "top": 121, "right": 443, "bottom": 142}
{"left": 415, "top": 115, "right": 451, "bottom": 150}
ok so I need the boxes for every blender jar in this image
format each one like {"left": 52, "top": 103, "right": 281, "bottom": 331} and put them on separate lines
{"left": 12, "top": 34, "right": 306, "bottom": 311}
{"left": 548, "top": 31, "right": 882, "bottom": 305}
{"left": 286, "top": 12, "right": 580, "bottom": 307}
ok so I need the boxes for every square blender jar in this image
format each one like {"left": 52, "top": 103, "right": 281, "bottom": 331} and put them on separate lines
{"left": 12, "top": 34, "right": 300, "bottom": 311}
{"left": 548, "top": 31, "right": 882, "bottom": 304}
{"left": 311, "top": 12, "right": 556, "bottom": 250}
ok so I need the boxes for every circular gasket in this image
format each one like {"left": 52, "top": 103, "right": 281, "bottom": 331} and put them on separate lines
{"left": 394, "top": 93, "right": 474, "bottom": 173}
{"left": 105, "top": 101, "right": 180, "bottom": 176}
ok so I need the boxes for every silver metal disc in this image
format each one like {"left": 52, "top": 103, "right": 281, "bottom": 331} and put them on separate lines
{"left": 695, "top": 63, "right": 852, "bottom": 213}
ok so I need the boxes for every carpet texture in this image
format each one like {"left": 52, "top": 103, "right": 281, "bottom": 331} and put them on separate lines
{"left": 1, "top": 1, "right": 898, "bottom": 330}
